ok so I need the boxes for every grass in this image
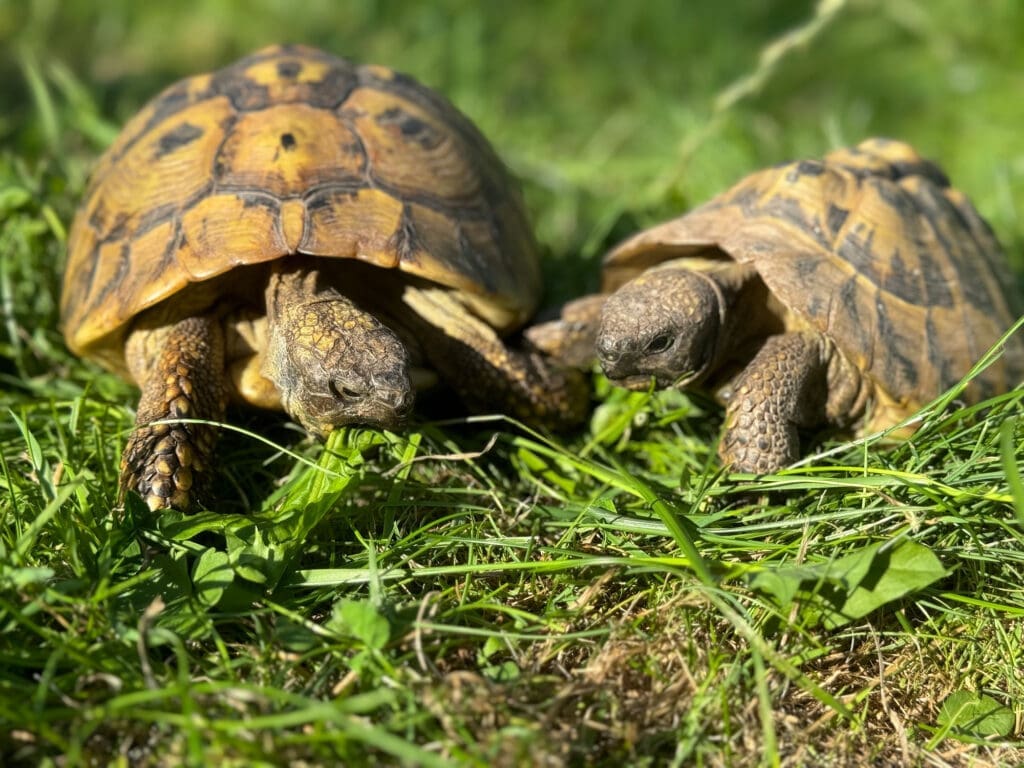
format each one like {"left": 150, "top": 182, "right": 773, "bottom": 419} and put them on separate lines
{"left": 2, "top": 0, "right": 1024, "bottom": 765}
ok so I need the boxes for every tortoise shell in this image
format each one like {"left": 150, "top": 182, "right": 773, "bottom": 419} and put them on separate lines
{"left": 62, "top": 44, "right": 539, "bottom": 377}
{"left": 602, "top": 138, "right": 1023, "bottom": 413}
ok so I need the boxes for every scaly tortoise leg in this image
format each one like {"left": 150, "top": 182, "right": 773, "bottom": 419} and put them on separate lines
{"left": 401, "top": 285, "right": 590, "bottom": 430}
{"left": 121, "top": 314, "right": 226, "bottom": 511}
{"left": 718, "top": 331, "right": 829, "bottom": 474}
{"left": 523, "top": 294, "right": 607, "bottom": 370}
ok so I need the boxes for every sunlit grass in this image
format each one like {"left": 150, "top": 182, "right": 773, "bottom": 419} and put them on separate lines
{"left": 2, "top": 0, "right": 1023, "bottom": 765}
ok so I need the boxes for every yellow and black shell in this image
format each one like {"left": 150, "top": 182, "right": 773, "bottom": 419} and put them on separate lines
{"left": 62, "top": 44, "right": 539, "bottom": 377}
{"left": 603, "top": 138, "right": 1023, "bottom": 413}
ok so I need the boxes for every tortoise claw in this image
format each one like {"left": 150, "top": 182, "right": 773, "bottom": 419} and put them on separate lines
{"left": 120, "top": 420, "right": 213, "bottom": 511}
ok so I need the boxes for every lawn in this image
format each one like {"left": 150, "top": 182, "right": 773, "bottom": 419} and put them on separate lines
{"left": 2, "top": 0, "right": 1023, "bottom": 765}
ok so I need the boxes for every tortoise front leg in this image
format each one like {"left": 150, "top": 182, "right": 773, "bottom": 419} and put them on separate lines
{"left": 523, "top": 293, "right": 607, "bottom": 370}
{"left": 401, "top": 285, "right": 590, "bottom": 430}
{"left": 121, "top": 314, "right": 226, "bottom": 511}
{"left": 718, "top": 331, "right": 830, "bottom": 474}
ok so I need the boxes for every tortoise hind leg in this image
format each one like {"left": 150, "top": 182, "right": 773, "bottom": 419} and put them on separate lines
{"left": 401, "top": 285, "right": 590, "bottom": 430}
{"left": 121, "top": 314, "right": 226, "bottom": 511}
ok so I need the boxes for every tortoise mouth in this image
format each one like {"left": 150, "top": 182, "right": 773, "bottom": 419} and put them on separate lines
{"left": 609, "top": 374, "right": 658, "bottom": 391}
{"left": 312, "top": 403, "right": 411, "bottom": 436}
{"left": 609, "top": 366, "right": 706, "bottom": 392}
{"left": 670, "top": 368, "right": 707, "bottom": 388}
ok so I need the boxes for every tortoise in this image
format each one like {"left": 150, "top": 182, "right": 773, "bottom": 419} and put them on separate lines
{"left": 528, "top": 138, "right": 1024, "bottom": 473}
{"left": 61, "top": 44, "right": 588, "bottom": 511}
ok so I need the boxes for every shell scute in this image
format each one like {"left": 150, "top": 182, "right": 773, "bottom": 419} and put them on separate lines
{"left": 62, "top": 45, "right": 540, "bottom": 366}
{"left": 602, "top": 138, "right": 1023, "bottom": 409}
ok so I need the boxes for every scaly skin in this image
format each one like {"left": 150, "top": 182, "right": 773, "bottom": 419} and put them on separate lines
{"left": 717, "top": 332, "right": 829, "bottom": 473}
{"left": 121, "top": 314, "right": 226, "bottom": 510}
{"left": 262, "top": 265, "right": 413, "bottom": 435}
{"left": 593, "top": 262, "right": 867, "bottom": 474}
{"left": 401, "top": 285, "right": 591, "bottom": 430}
{"left": 523, "top": 294, "right": 607, "bottom": 370}
{"left": 120, "top": 264, "right": 415, "bottom": 511}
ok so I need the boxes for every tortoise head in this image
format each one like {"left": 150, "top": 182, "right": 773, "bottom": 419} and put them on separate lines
{"left": 595, "top": 267, "right": 725, "bottom": 390}
{"left": 262, "top": 270, "right": 414, "bottom": 434}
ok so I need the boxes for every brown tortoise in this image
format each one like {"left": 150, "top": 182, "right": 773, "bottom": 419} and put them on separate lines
{"left": 62, "top": 45, "right": 587, "bottom": 511}
{"left": 529, "top": 139, "right": 1024, "bottom": 473}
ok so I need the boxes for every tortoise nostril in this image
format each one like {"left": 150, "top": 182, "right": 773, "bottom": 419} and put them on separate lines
{"left": 596, "top": 337, "right": 620, "bottom": 362}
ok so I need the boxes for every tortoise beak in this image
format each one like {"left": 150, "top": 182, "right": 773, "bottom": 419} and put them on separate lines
{"left": 609, "top": 374, "right": 658, "bottom": 391}
{"left": 608, "top": 367, "right": 704, "bottom": 391}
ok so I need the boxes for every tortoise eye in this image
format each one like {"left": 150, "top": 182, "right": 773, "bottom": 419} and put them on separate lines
{"left": 329, "top": 380, "right": 365, "bottom": 401}
{"left": 645, "top": 333, "right": 674, "bottom": 354}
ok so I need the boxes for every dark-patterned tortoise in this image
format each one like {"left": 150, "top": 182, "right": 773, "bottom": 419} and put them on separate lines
{"left": 62, "top": 45, "right": 587, "bottom": 510}
{"left": 528, "top": 138, "right": 1024, "bottom": 473}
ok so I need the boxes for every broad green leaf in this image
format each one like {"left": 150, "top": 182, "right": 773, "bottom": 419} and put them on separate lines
{"left": 328, "top": 598, "right": 391, "bottom": 650}
{"left": 749, "top": 539, "right": 948, "bottom": 629}
{"left": 833, "top": 540, "right": 948, "bottom": 628}
{"left": 226, "top": 526, "right": 274, "bottom": 586}
{"left": 937, "top": 691, "right": 1015, "bottom": 738}
{"left": 271, "top": 427, "right": 389, "bottom": 542}
{"left": 192, "top": 548, "right": 233, "bottom": 607}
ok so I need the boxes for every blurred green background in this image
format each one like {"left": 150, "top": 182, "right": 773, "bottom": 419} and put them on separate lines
{"left": 3, "top": 0, "right": 1024, "bottom": 296}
